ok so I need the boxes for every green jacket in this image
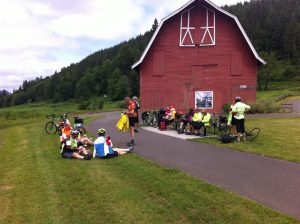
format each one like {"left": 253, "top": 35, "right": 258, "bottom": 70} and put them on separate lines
{"left": 232, "top": 102, "right": 251, "bottom": 120}
{"left": 202, "top": 113, "right": 211, "bottom": 126}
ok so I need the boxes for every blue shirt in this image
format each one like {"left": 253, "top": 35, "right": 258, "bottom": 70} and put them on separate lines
{"left": 93, "top": 136, "right": 114, "bottom": 158}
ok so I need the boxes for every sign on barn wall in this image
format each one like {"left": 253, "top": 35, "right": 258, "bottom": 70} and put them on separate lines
{"left": 195, "top": 91, "right": 213, "bottom": 109}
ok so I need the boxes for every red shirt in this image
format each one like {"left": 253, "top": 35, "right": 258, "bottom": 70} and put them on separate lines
{"left": 128, "top": 101, "right": 137, "bottom": 117}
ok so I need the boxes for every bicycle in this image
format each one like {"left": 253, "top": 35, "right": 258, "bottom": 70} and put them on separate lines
{"left": 45, "top": 114, "right": 61, "bottom": 135}
{"left": 143, "top": 110, "right": 158, "bottom": 128}
{"left": 45, "top": 112, "right": 70, "bottom": 135}
{"left": 245, "top": 128, "right": 260, "bottom": 142}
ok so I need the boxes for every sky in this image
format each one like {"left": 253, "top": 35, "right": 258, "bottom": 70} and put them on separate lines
{"left": 0, "top": 0, "right": 250, "bottom": 92}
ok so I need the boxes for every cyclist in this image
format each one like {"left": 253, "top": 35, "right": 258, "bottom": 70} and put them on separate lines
{"left": 76, "top": 130, "right": 94, "bottom": 147}
{"left": 162, "top": 107, "right": 173, "bottom": 129}
{"left": 200, "top": 110, "right": 211, "bottom": 136}
{"left": 232, "top": 96, "right": 251, "bottom": 142}
{"left": 133, "top": 96, "right": 140, "bottom": 133}
{"left": 124, "top": 97, "right": 137, "bottom": 146}
{"left": 178, "top": 108, "right": 194, "bottom": 134}
{"left": 187, "top": 108, "right": 202, "bottom": 135}
{"left": 60, "top": 122, "right": 72, "bottom": 142}
{"left": 227, "top": 105, "right": 237, "bottom": 136}
{"left": 60, "top": 131, "right": 91, "bottom": 160}
{"left": 93, "top": 128, "right": 134, "bottom": 159}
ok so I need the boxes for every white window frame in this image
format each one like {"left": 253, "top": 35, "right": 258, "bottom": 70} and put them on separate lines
{"left": 200, "top": 7, "right": 216, "bottom": 46}
{"left": 180, "top": 7, "right": 196, "bottom": 47}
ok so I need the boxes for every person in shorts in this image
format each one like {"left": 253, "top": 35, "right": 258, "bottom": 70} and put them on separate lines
{"left": 133, "top": 96, "right": 140, "bottom": 132}
{"left": 61, "top": 131, "right": 91, "bottom": 160}
{"left": 232, "top": 96, "right": 251, "bottom": 142}
{"left": 93, "top": 128, "right": 134, "bottom": 159}
{"left": 124, "top": 97, "right": 137, "bottom": 146}
{"left": 227, "top": 105, "right": 237, "bottom": 136}
{"left": 187, "top": 108, "right": 202, "bottom": 135}
{"left": 178, "top": 108, "right": 194, "bottom": 134}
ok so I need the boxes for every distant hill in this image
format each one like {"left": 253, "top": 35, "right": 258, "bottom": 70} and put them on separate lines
{"left": 0, "top": 90, "right": 11, "bottom": 96}
{"left": 1, "top": 0, "right": 300, "bottom": 108}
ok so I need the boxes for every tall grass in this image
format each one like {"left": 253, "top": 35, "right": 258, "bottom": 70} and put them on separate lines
{"left": 248, "top": 101, "right": 281, "bottom": 114}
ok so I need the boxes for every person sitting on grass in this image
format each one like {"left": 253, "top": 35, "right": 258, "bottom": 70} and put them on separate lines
{"left": 60, "top": 131, "right": 92, "bottom": 160}
{"left": 76, "top": 129, "right": 94, "bottom": 147}
{"left": 200, "top": 110, "right": 211, "bottom": 136}
{"left": 60, "top": 122, "right": 72, "bottom": 142}
{"left": 178, "top": 108, "right": 194, "bottom": 134}
{"left": 93, "top": 128, "right": 134, "bottom": 159}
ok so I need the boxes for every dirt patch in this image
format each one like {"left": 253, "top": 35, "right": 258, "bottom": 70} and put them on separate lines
{"left": 0, "top": 185, "right": 14, "bottom": 191}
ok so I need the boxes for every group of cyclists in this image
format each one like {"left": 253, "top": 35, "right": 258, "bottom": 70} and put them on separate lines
{"left": 56, "top": 95, "right": 250, "bottom": 160}
{"left": 59, "top": 123, "right": 134, "bottom": 160}
{"left": 58, "top": 96, "right": 141, "bottom": 160}
{"left": 156, "top": 96, "right": 251, "bottom": 142}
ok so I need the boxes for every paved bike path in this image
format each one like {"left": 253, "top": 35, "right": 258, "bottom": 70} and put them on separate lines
{"left": 88, "top": 111, "right": 300, "bottom": 219}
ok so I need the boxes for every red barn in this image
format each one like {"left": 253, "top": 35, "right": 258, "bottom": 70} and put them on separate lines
{"left": 132, "top": 0, "right": 266, "bottom": 113}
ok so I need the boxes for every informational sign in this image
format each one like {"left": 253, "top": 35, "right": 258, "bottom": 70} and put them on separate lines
{"left": 195, "top": 91, "right": 213, "bottom": 109}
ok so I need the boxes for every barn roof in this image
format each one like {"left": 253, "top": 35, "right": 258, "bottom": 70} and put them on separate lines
{"left": 132, "top": 0, "right": 266, "bottom": 69}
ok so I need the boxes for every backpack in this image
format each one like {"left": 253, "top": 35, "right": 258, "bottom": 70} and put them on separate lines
{"left": 220, "top": 135, "right": 234, "bottom": 144}
{"left": 159, "top": 121, "right": 166, "bottom": 131}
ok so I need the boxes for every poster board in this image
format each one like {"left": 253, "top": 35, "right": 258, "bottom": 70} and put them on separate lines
{"left": 195, "top": 91, "right": 213, "bottom": 109}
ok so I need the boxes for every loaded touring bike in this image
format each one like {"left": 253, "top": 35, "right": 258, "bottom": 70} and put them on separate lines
{"left": 45, "top": 112, "right": 69, "bottom": 135}
{"left": 45, "top": 112, "right": 87, "bottom": 135}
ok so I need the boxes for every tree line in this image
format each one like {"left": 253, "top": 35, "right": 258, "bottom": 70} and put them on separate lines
{"left": 1, "top": 0, "right": 300, "bottom": 107}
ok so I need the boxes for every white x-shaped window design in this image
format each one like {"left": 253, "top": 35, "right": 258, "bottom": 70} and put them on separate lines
{"left": 180, "top": 6, "right": 215, "bottom": 47}
{"left": 180, "top": 7, "right": 196, "bottom": 46}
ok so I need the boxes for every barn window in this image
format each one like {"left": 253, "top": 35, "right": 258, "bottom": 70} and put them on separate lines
{"left": 200, "top": 7, "right": 215, "bottom": 46}
{"left": 180, "top": 7, "right": 196, "bottom": 47}
{"left": 180, "top": 6, "right": 216, "bottom": 47}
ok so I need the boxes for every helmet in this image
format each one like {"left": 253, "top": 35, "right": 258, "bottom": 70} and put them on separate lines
{"left": 133, "top": 96, "right": 138, "bottom": 100}
{"left": 97, "top": 128, "right": 106, "bottom": 134}
{"left": 235, "top": 96, "right": 241, "bottom": 100}
{"left": 65, "top": 140, "right": 71, "bottom": 147}
{"left": 71, "top": 130, "right": 78, "bottom": 136}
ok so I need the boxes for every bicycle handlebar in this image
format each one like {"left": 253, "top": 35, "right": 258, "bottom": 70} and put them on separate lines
{"left": 46, "top": 114, "right": 56, "bottom": 119}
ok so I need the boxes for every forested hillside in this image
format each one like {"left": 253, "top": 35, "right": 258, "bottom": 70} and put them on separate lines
{"left": 1, "top": 0, "right": 300, "bottom": 108}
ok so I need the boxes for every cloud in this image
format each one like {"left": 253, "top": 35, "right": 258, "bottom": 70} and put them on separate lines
{"left": 0, "top": 0, "right": 250, "bottom": 92}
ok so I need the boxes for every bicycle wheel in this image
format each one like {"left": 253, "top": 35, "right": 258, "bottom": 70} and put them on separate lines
{"left": 75, "top": 127, "right": 87, "bottom": 135}
{"left": 246, "top": 128, "right": 260, "bottom": 142}
{"left": 46, "top": 122, "right": 57, "bottom": 134}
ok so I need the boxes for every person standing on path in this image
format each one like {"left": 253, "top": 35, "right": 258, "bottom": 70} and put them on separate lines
{"left": 232, "top": 96, "right": 251, "bottom": 142}
{"left": 133, "top": 96, "right": 140, "bottom": 133}
{"left": 124, "top": 97, "right": 137, "bottom": 146}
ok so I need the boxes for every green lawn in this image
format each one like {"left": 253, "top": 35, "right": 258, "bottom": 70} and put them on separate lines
{"left": 257, "top": 81, "right": 300, "bottom": 101}
{"left": 0, "top": 106, "right": 299, "bottom": 223}
{"left": 194, "top": 117, "right": 300, "bottom": 163}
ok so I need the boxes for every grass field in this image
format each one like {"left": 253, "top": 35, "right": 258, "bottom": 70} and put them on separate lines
{"left": 194, "top": 116, "right": 300, "bottom": 163}
{"left": 0, "top": 105, "right": 299, "bottom": 223}
{"left": 257, "top": 81, "right": 300, "bottom": 101}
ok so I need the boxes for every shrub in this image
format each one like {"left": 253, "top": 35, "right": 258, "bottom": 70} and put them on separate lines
{"left": 80, "top": 98, "right": 104, "bottom": 110}
{"left": 248, "top": 101, "right": 281, "bottom": 114}
{"left": 78, "top": 101, "right": 89, "bottom": 110}
{"left": 221, "top": 103, "right": 231, "bottom": 115}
